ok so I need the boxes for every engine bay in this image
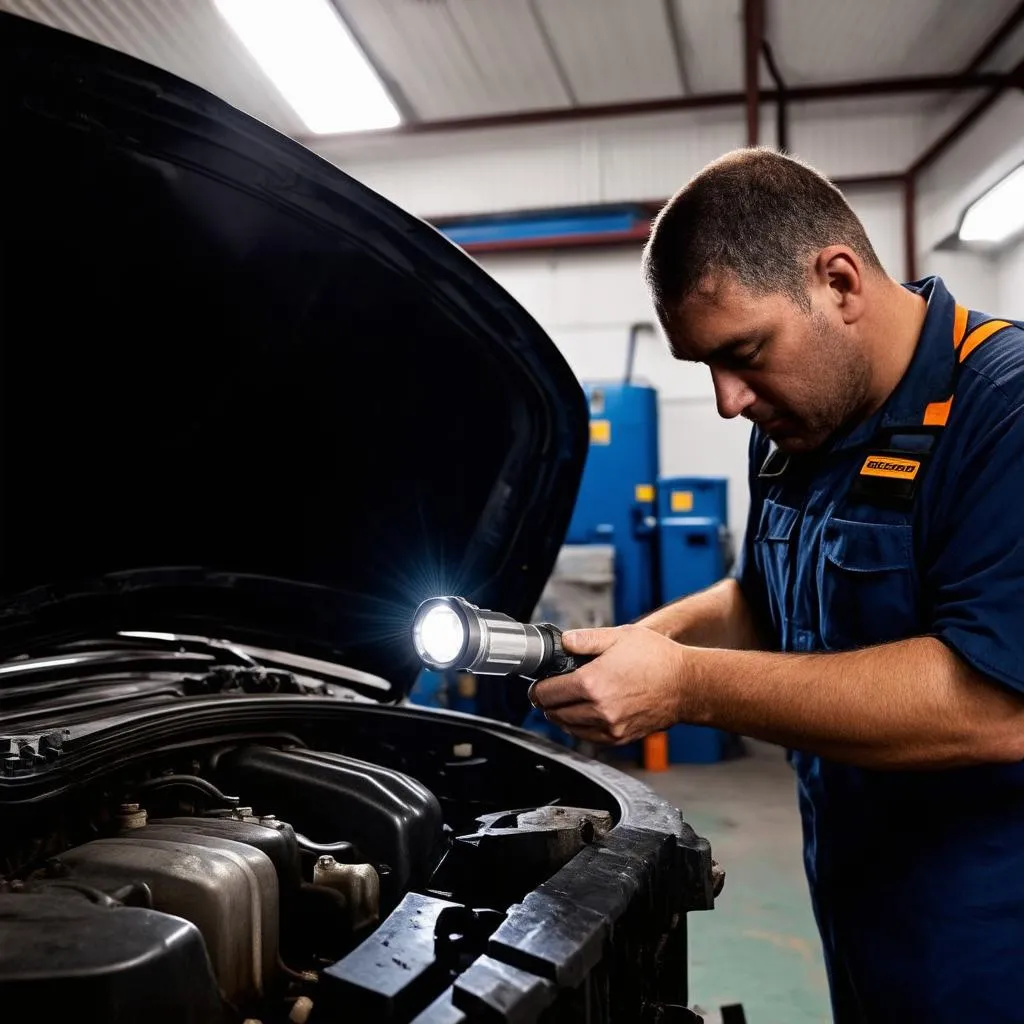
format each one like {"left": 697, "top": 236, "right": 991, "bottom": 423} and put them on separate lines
{"left": 0, "top": 732, "right": 625, "bottom": 1023}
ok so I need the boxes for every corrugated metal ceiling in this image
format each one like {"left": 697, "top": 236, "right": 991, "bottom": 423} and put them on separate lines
{"left": 532, "top": 0, "right": 686, "bottom": 104}
{"left": 769, "top": 0, "right": 1021, "bottom": 83}
{"left": 672, "top": 0, "right": 745, "bottom": 94}
{"left": 342, "top": 0, "right": 573, "bottom": 120}
{"left": 0, "top": 0, "right": 1020, "bottom": 134}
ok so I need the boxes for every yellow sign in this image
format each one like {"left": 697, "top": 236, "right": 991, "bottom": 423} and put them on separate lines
{"left": 635, "top": 484, "right": 655, "bottom": 503}
{"left": 859, "top": 455, "right": 921, "bottom": 480}
{"left": 590, "top": 419, "right": 611, "bottom": 445}
{"left": 671, "top": 490, "right": 694, "bottom": 512}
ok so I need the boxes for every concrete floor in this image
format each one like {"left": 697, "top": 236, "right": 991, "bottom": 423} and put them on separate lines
{"left": 627, "top": 740, "right": 832, "bottom": 1024}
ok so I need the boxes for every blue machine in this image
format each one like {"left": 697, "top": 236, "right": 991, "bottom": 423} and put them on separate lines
{"left": 566, "top": 382, "right": 659, "bottom": 625}
{"left": 657, "top": 475, "right": 731, "bottom": 763}
{"left": 657, "top": 476, "right": 729, "bottom": 606}
{"left": 658, "top": 475, "right": 729, "bottom": 523}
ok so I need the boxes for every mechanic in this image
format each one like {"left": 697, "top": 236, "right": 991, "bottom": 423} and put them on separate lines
{"left": 528, "top": 147, "right": 1024, "bottom": 1023}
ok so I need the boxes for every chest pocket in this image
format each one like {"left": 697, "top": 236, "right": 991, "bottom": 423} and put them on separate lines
{"left": 754, "top": 499, "right": 799, "bottom": 636}
{"left": 817, "top": 516, "right": 918, "bottom": 651}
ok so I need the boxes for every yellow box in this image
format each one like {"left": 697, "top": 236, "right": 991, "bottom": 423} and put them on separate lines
{"left": 590, "top": 419, "right": 611, "bottom": 445}
{"left": 671, "top": 490, "right": 694, "bottom": 512}
{"left": 635, "top": 484, "right": 655, "bottom": 503}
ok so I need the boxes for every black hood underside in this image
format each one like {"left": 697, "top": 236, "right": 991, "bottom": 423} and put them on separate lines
{"left": 0, "top": 13, "right": 588, "bottom": 699}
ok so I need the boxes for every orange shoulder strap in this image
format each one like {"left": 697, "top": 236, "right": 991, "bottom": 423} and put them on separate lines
{"left": 959, "top": 318, "right": 1014, "bottom": 363}
{"left": 922, "top": 306, "right": 1014, "bottom": 427}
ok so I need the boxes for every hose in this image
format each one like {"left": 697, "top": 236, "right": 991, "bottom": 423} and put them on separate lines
{"left": 135, "top": 774, "right": 240, "bottom": 808}
{"left": 294, "top": 835, "right": 359, "bottom": 861}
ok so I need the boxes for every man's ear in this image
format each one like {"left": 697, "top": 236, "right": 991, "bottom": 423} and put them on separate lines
{"left": 813, "top": 245, "right": 865, "bottom": 324}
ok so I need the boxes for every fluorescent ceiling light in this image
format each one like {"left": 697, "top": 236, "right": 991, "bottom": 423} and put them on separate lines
{"left": 214, "top": 0, "right": 401, "bottom": 134}
{"left": 959, "top": 164, "right": 1024, "bottom": 245}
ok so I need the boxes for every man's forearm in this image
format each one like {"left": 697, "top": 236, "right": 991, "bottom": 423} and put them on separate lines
{"left": 684, "top": 636, "right": 1024, "bottom": 769}
{"left": 638, "top": 578, "right": 766, "bottom": 650}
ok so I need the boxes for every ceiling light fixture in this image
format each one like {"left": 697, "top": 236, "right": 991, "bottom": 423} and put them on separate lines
{"left": 958, "top": 164, "right": 1024, "bottom": 246}
{"left": 214, "top": 0, "right": 401, "bottom": 134}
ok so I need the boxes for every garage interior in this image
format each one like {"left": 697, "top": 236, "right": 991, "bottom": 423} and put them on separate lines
{"left": 3, "top": 1, "right": 1022, "bottom": 1022}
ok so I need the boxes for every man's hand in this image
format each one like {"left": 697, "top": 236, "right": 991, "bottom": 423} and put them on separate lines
{"left": 529, "top": 625, "right": 692, "bottom": 745}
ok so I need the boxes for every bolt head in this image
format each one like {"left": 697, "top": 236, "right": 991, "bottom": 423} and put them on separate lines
{"left": 317, "top": 855, "right": 336, "bottom": 869}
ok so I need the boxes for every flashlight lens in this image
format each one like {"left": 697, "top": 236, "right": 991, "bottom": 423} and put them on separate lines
{"left": 417, "top": 605, "right": 466, "bottom": 665}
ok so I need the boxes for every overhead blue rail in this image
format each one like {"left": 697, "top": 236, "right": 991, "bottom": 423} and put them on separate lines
{"left": 434, "top": 203, "right": 653, "bottom": 253}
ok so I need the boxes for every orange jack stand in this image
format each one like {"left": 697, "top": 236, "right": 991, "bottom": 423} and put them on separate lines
{"left": 643, "top": 731, "right": 669, "bottom": 772}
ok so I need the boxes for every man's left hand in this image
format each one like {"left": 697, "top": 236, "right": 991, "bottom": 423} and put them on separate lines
{"left": 529, "top": 625, "right": 692, "bottom": 745}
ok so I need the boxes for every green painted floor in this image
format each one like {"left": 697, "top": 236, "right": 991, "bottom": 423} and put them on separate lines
{"left": 626, "top": 740, "right": 832, "bottom": 1024}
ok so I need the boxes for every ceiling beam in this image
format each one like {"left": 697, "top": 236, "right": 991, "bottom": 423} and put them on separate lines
{"left": 297, "top": 71, "right": 1009, "bottom": 143}
{"left": 762, "top": 39, "right": 788, "bottom": 151}
{"left": 744, "top": 0, "right": 764, "bottom": 145}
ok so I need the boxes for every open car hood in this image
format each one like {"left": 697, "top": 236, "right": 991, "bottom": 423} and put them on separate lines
{"left": 0, "top": 13, "right": 589, "bottom": 701}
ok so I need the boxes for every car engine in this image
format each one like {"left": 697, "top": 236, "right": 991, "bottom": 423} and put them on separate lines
{"left": 0, "top": 738, "right": 624, "bottom": 1024}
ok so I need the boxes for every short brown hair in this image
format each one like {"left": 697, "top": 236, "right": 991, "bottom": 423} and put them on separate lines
{"left": 642, "top": 147, "right": 883, "bottom": 317}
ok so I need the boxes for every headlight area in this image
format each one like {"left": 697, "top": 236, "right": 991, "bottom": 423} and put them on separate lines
{"left": 0, "top": 703, "right": 715, "bottom": 1023}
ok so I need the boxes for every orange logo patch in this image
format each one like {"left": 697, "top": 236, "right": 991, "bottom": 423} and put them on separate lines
{"left": 859, "top": 455, "right": 921, "bottom": 480}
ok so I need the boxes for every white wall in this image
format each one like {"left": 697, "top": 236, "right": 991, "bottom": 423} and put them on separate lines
{"left": 922, "top": 250, "right": 1000, "bottom": 313}
{"left": 997, "top": 240, "right": 1024, "bottom": 321}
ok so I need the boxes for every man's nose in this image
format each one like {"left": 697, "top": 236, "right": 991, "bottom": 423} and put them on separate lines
{"left": 710, "top": 368, "right": 757, "bottom": 420}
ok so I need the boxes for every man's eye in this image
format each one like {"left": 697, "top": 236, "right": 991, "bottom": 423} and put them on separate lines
{"left": 736, "top": 343, "right": 763, "bottom": 365}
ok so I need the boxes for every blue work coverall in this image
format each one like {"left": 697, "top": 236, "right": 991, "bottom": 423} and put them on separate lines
{"left": 736, "top": 275, "right": 1024, "bottom": 1022}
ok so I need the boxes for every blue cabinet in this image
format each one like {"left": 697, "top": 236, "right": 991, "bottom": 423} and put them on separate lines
{"left": 657, "top": 475, "right": 728, "bottom": 524}
{"left": 657, "top": 476, "right": 731, "bottom": 763}
{"left": 567, "top": 383, "right": 658, "bottom": 625}
{"left": 658, "top": 516, "right": 724, "bottom": 602}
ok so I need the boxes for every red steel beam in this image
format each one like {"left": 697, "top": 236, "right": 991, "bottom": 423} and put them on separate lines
{"left": 296, "top": 73, "right": 1007, "bottom": 144}
{"left": 745, "top": 0, "right": 764, "bottom": 145}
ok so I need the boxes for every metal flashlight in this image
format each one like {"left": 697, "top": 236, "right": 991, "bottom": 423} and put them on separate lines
{"left": 412, "top": 596, "right": 591, "bottom": 681}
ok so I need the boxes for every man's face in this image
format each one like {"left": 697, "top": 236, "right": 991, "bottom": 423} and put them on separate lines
{"left": 667, "top": 273, "right": 872, "bottom": 452}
